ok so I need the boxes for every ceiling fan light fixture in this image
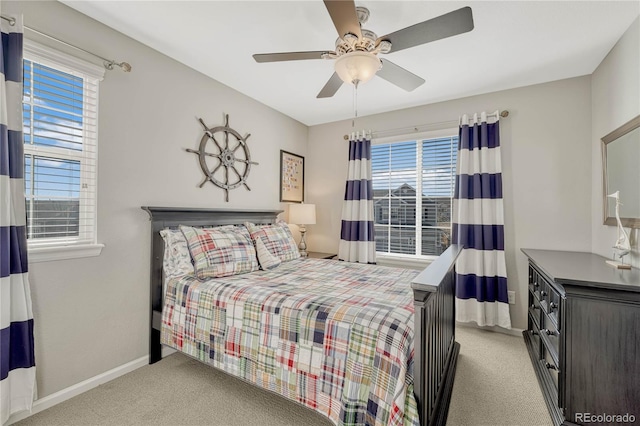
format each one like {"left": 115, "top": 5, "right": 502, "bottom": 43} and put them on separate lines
{"left": 334, "top": 51, "right": 381, "bottom": 86}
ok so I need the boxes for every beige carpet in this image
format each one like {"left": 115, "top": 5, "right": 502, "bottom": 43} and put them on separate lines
{"left": 15, "top": 326, "right": 551, "bottom": 426}
{"left": 447, "top": 326, "right": 551, "bottom": 426}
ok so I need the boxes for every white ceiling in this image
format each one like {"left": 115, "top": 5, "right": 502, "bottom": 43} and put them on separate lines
{"left": 61, "top": 1, "right": 639, "bottom": 126}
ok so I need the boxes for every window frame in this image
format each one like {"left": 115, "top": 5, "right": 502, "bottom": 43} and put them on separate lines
{"left": 372, "top": 127, "right": 458, "bottom": 262}
{"left": 23, "top": 40, "right": 105, "bottom": 262}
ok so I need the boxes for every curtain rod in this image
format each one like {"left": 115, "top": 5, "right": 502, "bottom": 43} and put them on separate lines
{"left": 343, "top": 110, "right": 509, "bottom": 140}
{"left": 1, "top": 14, "right": 131, "bottom": 72}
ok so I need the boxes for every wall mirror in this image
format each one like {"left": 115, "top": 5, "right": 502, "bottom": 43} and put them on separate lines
{"left": 602, "top": 114, "right": 640, "bottom": 228}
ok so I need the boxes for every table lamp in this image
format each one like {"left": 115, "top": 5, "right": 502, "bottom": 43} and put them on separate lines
{"left": 289, "top": 203, "right": 316, "bottom": 257}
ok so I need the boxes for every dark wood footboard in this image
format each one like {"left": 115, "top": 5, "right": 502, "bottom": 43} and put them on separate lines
{"left": 411, "top": 244, "right": 462, "bottom": 426}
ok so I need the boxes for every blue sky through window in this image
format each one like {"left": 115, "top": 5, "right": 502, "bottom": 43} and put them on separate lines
{"left": 23, "top": 60, "right": 83, "bottom": 199}
{"left": 372, "top": 137, "right": 457, "bottom": 197}
{"left": 372, "top": 141, "right": 417, "bottom": 194}
{"left": 23, "top": 59, "right": 84, "bottom": 151}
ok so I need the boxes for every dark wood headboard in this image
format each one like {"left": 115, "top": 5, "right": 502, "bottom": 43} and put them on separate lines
{"left": 141, "top": 207, "right": 283, "bottom": 363}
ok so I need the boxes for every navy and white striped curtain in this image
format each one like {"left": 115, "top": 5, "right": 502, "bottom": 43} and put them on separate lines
{"left": 453, "top": 111, "right": 511, "bottom": 329}
{"left": 338, "top": 133, "right": 376, "bottom": 263}
{"left": 1, "top": 14, "right": 37, "bottom": 424}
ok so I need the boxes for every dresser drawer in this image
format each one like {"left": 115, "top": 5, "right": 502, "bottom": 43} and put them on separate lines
{"left": 529, "top": 265, "right": 547, "bottom": 301}
{"left": 530, "top": 263, "right": 562, "bottom": 330}
{"left": 542, "top": 344, "right": 560, "bottom": 391}
{"left": 545, "top": 284, "right": 561, "bottom": 329}
{"left": 540, "top": 315, "right": 560, "bottom": 367}
{"left": 528, "top": 291, "right": 542, "bottom": 330}
{"left": 528, "top": 320, "right": 542, "bottom": 360}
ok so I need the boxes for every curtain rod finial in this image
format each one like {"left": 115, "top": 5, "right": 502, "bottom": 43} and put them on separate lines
{"left": 1, "top": 15, "right": 17, "bottom": 25}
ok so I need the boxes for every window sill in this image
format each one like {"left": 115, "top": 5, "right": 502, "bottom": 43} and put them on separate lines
{"left": 28, "top": 243, "right": 105, "bottom": 263}
{"left": 376, "top": 254, "right": 435, "bottom": 270}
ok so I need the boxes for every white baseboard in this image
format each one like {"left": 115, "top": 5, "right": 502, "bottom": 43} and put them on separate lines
{"left": 7, "top": 355, "right": 148, "bottom": 425}
{"left": 456, "top": 321, "right": 525, "bottom": 337}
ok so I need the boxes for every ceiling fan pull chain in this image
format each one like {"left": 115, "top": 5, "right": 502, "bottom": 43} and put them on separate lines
{"left": 351, "top": 82, "right": 356, "bottom": 129}
{"left": 351, "top": 82, "right": 359, "bottom": 131}
{"left": 354, "top": 81, "right": 358, "bottom": 118}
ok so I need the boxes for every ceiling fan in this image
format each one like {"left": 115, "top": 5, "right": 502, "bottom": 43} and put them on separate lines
{"left": 253, "top": 1, "right": 474, "bottom": 98}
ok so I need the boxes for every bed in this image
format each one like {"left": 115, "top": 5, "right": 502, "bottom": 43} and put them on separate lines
{"left": 142, "top": 207, "right": 461, "bottom": 426}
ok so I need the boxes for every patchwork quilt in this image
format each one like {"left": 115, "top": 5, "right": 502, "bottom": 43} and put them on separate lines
{"left": 161, "top": 258, "right": 421, "bottom": 426}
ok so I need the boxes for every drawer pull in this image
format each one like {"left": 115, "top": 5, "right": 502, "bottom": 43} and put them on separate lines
{"left": 549, "top": 302, "right": 557, "bottom": 310}
{"left": 540, "top": 291, "right": 547, "bottom": 297}
{"left": 534, "top": 282, "right": 540, "bottom": 288}
{"left": 541, "top": 329, "right": 557, "bottom": 336}
{"left": 545, "top": 362, "right": 557, "bottom": 371}
{"left": 530, "top": 304, "right": 540, "bottom": 310}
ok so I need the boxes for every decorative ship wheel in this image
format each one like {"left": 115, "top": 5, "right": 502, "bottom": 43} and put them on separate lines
{"left": 187, "top": 114, "right": 258, "bottom": 202}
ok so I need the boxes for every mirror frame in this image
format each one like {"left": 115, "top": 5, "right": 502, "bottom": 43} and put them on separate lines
{"left": 601, "top": 114, "right": 640, "bottom": 228}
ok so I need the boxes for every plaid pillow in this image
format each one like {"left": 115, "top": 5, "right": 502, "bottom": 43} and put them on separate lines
{"left": 245, "top": 220, "right": 300, "bottom": 262}
{"left": 180, "top": 225, "right": 258, "bottom": 278}
{"left": 254, "top": 236, "right": 282, "bottom": 270}
{"left": 160, "top": 225, "right": 237, "bottom": 278}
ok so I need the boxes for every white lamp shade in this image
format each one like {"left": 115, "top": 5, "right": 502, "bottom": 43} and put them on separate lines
{"left": 334, "top": 51, "right": 382, "bottom": 85}
{"left": 289, "top": 203, "right": 316, "bottom": 225}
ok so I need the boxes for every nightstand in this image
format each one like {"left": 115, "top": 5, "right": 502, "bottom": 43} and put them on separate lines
{"left": 306, "top": 251, "right": 337, "bottom": 260}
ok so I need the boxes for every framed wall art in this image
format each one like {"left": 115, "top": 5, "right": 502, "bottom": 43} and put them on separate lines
{"left": 280, "top": 150, "right": 304, "bottom": 203}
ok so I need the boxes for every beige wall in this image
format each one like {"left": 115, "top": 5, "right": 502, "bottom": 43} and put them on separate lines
{"left": 591, "top": 17, "right": 640, "bottom": 268}
{"left": 306, "top": 77, "right": 594, "bottom": 331}
{"left": 4, "top": 0, "right": 307, "bottom": 398}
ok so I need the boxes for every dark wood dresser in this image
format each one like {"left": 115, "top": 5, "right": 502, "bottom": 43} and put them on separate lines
{"left": 521, "top": 249, "right": 640, "bottom": 426}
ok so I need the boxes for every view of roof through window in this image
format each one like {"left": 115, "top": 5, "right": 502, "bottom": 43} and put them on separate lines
{"left": 372, "top": 136, "right": 457, "bottom": 256}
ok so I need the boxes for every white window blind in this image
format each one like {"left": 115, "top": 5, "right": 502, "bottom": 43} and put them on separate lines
{"left": 23, "top": 41, "right": 103, "bottom": 249}
{"left": 372, "top": 135, "right": 458, "bottom": 257}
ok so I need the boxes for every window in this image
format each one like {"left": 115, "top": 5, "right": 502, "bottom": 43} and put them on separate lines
{"left": 372, "top": 132, "right": 458, "bottom": 257}
{"left": 23, "top": 41, "right": 104, "bottom": 260}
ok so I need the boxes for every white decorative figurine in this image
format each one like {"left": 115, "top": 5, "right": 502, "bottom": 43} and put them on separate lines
{"left": 605, "top": 191, "right": 632, "bottom": 269}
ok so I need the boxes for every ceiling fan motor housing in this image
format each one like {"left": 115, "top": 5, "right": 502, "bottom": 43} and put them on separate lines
{"left": 334, "top": 28, "right": 385, "bottom": 56}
